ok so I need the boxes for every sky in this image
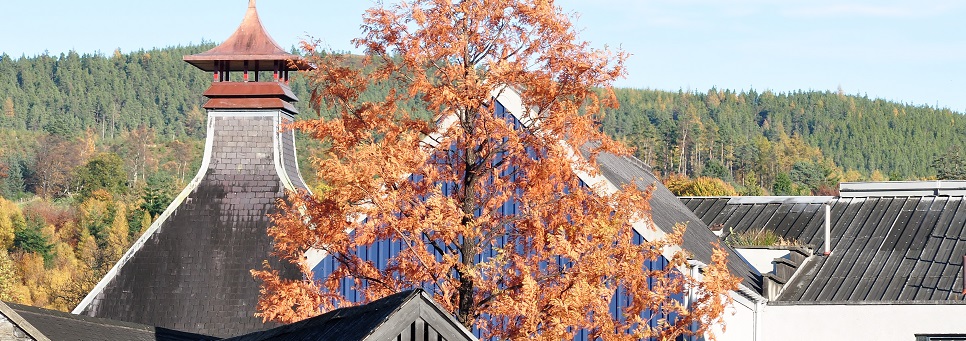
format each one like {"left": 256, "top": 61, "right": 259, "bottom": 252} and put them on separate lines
{"left": 1, "top": 0, "right": 964, "bottom": 113}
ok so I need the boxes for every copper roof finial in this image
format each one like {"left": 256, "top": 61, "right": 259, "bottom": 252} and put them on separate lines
{"left": 183, "top": 0, "right": 311, "bottom": 72}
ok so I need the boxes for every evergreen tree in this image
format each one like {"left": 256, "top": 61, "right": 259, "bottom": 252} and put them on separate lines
{"left": 773, "top": 173, "right": 793, "bottom": 195}
{"left": 933, "top": 146, "right": 966, "bottom": 180}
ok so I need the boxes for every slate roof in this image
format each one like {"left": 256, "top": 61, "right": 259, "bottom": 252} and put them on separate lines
{"left": 592, "top": 152, "right": 760, "bottom": 291}
{"left": 0, "top": 301, "right": 46, "bottom": 341}
{"left": 682, "top": 189, "right": 966, "bottom": 303}
{"left": 6, "top": 302, "right": 216, "bottom": 341}
{"left": 681, "top": 196, "right": 833, "bottom": 248}
{"left": 75, "top": 113, "right": 307, "bottom": 337}
{"left": 223, "top": 289, "right": 476, "bottom": 341}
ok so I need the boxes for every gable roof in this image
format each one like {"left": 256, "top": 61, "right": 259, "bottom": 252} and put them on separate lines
{"left": 4, "top": 301, "right": 215, "bottom": 341}
{"left": 683, "top": 185, "right": 966, "bottom": 303}
{"left": 487, "top": 87, "right": 760, "bottom": 293}
{"left": 592, "top": 152, "right": 761, "bottom": 292}
{"left": 223, "top": 289, "right": 476, "bottom": 341}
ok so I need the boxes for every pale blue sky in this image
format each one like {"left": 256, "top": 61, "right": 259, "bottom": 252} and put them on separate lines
{"left": 1, "top": 1, "right": 964, "bottom": 112}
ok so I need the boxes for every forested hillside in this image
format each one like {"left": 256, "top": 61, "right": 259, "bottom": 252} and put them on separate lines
{"left": 0, "top": 44, "right": 962, "bottom": 310}
{"left": 0, "top": 45, "right": 231, "bottom": 310}
{"left": 603, "top": 88, "right": 966, "bottom": 195}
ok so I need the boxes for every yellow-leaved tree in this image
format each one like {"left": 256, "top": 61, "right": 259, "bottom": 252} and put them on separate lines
{"left": 254, "top": 1, "right": 740, "bottom": 340}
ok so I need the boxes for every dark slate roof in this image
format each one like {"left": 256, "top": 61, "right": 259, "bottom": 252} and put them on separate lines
{"left": 223, "top": 289, "right": 476, "bottom": 341}
{"left": 592, "top": 152, "right": 760, "bottom": 291}
{"left": 0, "top": 301, "right": 46, "bottom": 340}
{"left": 76, "top": 113, "right": 306, "bottom": 337}
{"left": 681, "top": 196, "right": 833, "bottom": 249}
{"left": 6, "top": 302, "right": 216, "bottom": 341}
{"left": 681, "top": 193, "right": 966, "bottom": 303}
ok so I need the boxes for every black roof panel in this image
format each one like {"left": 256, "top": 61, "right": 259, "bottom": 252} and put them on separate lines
{"left": 684, "top": 194, "right": 966, "bottom": 303}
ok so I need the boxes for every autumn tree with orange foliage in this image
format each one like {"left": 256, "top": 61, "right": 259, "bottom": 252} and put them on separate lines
{"left": 254, "top": 0, "right": 740, "bottom": 339}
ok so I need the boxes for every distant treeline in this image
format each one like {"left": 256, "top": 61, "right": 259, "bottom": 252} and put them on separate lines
{"left": 602, "top": 87, "right": 966, "bottom": 195}
{"left": 0, "top": 43, "right": 964, "bottom": 310}
{"left": 1, "top": 44, "right": 964, "bottom": 197}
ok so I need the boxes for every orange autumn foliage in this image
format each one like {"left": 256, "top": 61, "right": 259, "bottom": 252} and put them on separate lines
{"left": 253, "top": 0, "right": 740, "bottom": 340}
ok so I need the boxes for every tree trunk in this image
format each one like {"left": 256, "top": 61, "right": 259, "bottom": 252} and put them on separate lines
{"left": 456, "top": 108, "right": 479, "bottom": 327}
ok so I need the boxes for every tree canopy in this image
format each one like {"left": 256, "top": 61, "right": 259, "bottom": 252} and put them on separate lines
{"left": 254, "top": 1, "right": 738, "bottom": 340}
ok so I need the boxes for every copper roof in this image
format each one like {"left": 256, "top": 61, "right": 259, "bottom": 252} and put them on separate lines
{"left": 184, "top": 0, "right": 311, "bottom": 71}
{"left": 202, "top": 82, "right": 300, "bottom": 102}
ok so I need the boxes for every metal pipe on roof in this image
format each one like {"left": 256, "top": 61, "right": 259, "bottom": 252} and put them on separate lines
{"left": 824, "top": 204, "right": 831, "bottom": 256}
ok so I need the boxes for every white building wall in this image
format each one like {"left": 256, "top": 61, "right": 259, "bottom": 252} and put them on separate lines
{"left": 761, "top": 304, "right": 966, "bottom": 340}
{"left": 713, "top": 291, "right": 760, "bottom": 341}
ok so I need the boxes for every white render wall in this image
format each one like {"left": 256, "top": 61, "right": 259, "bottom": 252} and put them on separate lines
{"left": 760, "top": 304, "right": 966, "bottom": 340}
{"left": 713, "top": 291, "right": 760, "bottom": 341}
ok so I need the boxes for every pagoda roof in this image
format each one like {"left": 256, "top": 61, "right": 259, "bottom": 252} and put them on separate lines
{"left": 184, "top": 0, "right": 311, "bottom": 72}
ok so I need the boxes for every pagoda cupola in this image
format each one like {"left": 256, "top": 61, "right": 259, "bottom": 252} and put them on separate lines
{"left": 183, "top": 0, "right": 312, "bottom": 115}
{"left": 74, "top": 1, "right": 311, "bottom": 337}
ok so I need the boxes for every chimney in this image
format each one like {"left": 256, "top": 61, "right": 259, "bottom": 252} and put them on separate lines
{"left": 823, "top": 204, "right": 831, "bottom": 256}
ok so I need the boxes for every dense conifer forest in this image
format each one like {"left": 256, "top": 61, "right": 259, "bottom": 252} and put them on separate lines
{"left": 603, "top": 87, "right": 966, "bottom": 195}
{"left": 0, "top": 44, "right": 962, "bottom": 310}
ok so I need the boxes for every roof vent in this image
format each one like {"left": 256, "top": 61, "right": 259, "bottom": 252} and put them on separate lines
{"left": 839, "top": 181, "right": 966, "bottom": 197}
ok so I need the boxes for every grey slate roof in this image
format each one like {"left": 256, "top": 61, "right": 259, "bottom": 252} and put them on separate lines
{"left": 223, "top": 289, "right": 476, "bottom": 341}
{"left": 681, "top": 194, "right": 966, "bottom": 303}
{"left": 6, "top": 302, "right": 215, "bottom": 341}
{"left": 592, "top": 152, "right": 760, "bottom": 291}
{"left": 681, "top": 196, "right": 833, "bottom": 248}
{"left": 0, "top": 301, "right": 45, "bottom": 341}
{"left": 77, "top": 112, "right": 307, "bottom": 337}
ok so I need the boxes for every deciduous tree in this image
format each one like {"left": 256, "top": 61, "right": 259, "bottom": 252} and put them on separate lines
{"left": 74, "top": 152, "right": 127, "bottom": 199}
{"left": 0, "top": 197, "right": 23, "bottom": 250}
{"left": 255, "top": 1, "right": 739, "bottom": 340}
{"left": 30, "top": 135, "right": 87, "bottom": 198}
{"left": 0, "top": 250, "right": 15, "bottom": 301}
{"left": 105, "top": 203, "right": 129, "bottom": 261}
{"left": 664, "top": 175, "right": 738, "bottom": 197}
